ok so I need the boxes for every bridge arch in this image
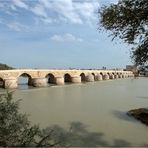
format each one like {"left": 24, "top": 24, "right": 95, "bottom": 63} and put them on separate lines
{"left": 45, "top": 73, "right": 55, "bottom": 84}
{"left": 96, "top": 73, "right": 103, "bottom": 81}
{"left": 64, "top": 73, "right": 72, "bottom": 83}
{"left": 107, "top": 72, "right": 110, "bottom": 75}
{"left": 100, "top": 72, "right": 104, "bottom": 79}
{"left": 92, "top": 73, "right": 96, "bottom": 80}
{"left": 0, "top": 77, "right": 4, "bottom": 88}
{"left": 109, "top": 72, "right": 115, "bottom": 79}
{"left": 18, "top": 73, "right": 32, "bottom": 86}
{"left": 100, "top": 72, "right": 103, "bottom": 76}
{"left": 117, "top": 72, "right": 122, "bottom": 78}
{"left": 18, "top": 73, "right": 32, "bottom": 78}
{"left": 80, "top": 73, "right": 86, "bottom": 82}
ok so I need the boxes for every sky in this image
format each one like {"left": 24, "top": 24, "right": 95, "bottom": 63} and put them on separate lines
{"left": 0, "top": 0, "right": 132, "bottom": 69}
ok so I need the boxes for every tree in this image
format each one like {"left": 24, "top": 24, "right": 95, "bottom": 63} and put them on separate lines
{"left": 99, "top": 0, "right": 148, "bottom": 66}
{"left": 0, "top": 63, "right": 13, "bottom": 70}
{"left": 0, "top": 92, "right": 40, "bottom": 146}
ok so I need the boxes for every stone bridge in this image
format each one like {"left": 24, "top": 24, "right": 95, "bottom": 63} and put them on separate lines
{"left": 0, "top": 69, "right": 134, "bottom": 89}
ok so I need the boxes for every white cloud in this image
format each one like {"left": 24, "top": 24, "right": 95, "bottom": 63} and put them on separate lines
{"left": 1, "top": 0, "right": 99, "bottom": 26}
{"left": 74, "top": 2, "right": 98, "bottom": 18}
{"left": 31, "top": 4, "right": 47, "bottom": 18}
{"left": 0, "top": 2, "right": 17, "bottom": 15}
{"left": 39, "top": 0, "right": 51, "bottom": 8}
{"left": 40, "top": 18, "right": 52, "bottom": 24}
{"left": 6, "top": 22, "right": 29, "bottom": 32}
{"left": 37, "top": 0, "right": 99, "bottom": 24}
{"left": 49, "top": 0, "right": 83, "bottom": 24}
{"left": 50, "top": 35, "right": 63, "bottom": 42}
{"left": 12, "top": 0, "right": 29, "bottom": 9}
{"left": 50, "top": 33, "right": 83, "bottom": 42}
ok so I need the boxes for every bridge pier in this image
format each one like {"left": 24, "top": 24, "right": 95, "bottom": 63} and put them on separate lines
{"left": 103, "top": 74, "right": 109, "bottom": 80}
{"left": 28, "top": 77, "right": 33, "bottom": 86}
{"left": 86, "top": 74, "right": 94, "bottom": 82}
{"left": 4, "top": 78, "right": 18, "bottom": 89}
{"left": 118, "top": 74, "right": 122, "bottom": 78}
{"left": 96, "top": 74, "right": 103, "bottom": 81}
{"left": 123, "top": 74, "right": 127, "bottom": 78}
{"left": 55, "top": 77, "right": 64, "bottom": 85}
{"left": 31, "top": 78, "right": 47, "bottom": 87}
{"left": 122, "top": 74, "right": 125, "bottom": 78}
{"left": 71, "top": 76, "right": 81, "bottom": 83}
{"left": 109, "top": 74, "right": 114, "bottom": 79}
{"left": 114, "top": 75, "right": 118, "bottom": 79}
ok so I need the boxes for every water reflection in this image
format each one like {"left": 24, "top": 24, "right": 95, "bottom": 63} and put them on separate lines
{"left": 44, "top": 121, "right": 148, "bottom": 147}
{"left": 112, "top": 110, "right": 138, "bottom": 123}
{"left": 112, "top": 139, "right": 131, "bottom": 147}
{"left": 41, "top": 121, "right": 132, "bottom": 147}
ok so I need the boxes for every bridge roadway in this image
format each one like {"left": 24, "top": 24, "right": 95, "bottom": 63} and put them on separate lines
{"left": 0, "top": 69, "right": 134, "bottom": 89}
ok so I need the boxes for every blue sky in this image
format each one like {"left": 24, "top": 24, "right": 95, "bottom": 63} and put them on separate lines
{"left": 0, "top": 0, "right": 132, "bottom": 69}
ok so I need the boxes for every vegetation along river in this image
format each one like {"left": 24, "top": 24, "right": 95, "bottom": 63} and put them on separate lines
{"left": 1, "top": 77, "right": 148, "bottom": 146}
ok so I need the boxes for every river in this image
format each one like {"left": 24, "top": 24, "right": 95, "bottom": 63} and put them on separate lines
{"left": 1, "top": 77, "right": 148, "bottom": 146}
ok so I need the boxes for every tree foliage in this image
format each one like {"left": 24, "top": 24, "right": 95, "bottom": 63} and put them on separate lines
{"left": 0, "top": 63, "right": 13, "bottom": 70}
{"left": 0, "top": 92, "right": 39, "bottom": 146}
{"left": 99, "top": 0, "right": 148, "bottom": 66}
